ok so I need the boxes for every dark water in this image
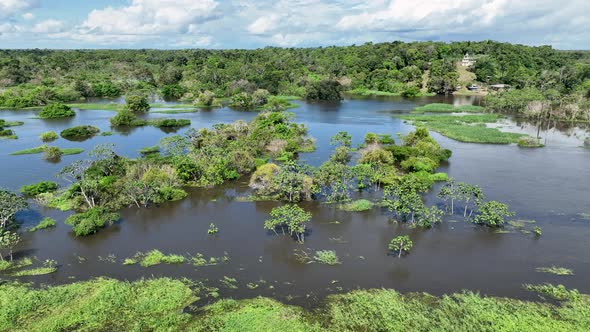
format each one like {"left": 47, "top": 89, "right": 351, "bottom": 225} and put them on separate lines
{"left": 2, "top": 95, "right": 590, "bottom": 307}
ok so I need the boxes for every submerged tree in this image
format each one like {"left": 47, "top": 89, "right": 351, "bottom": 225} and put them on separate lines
{"left": 438, "top": 178, "right": 461, "bottom": 214}
{"left": 388, "top": 235, "right": 413, "bottom": 258}
{"left": 458, "top": 183, "right": 484, "bottom": 217}
{"left": 264, "top": 205, "right": 312, "bottom": 243}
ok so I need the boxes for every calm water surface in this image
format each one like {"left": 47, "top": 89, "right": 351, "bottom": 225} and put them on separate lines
{"left": 1, "top": 95, "right": 589, "bottom": 307}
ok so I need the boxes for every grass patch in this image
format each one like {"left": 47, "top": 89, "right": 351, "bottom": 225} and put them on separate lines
{"left": 0, "top": 279, "right": 589, "bottom": 331}
{"left": 68, "top": 103, "right": 121, "bottom": 111}
{"left": 9, "top": 260, "right": 57, "bottom": 277}
{"left": 151, "top": 109, "right": 199, "bottom": 114}
{"left": 36, "top": 191, "right": 75, "bottom": 211}
{"left": 29, "top": 217, "right": 56, "bottom": 232}
{"left": 536, "top": 266, "right": 574, "bottom": 276}
{"left": 339, "top": 199, "right": 374, "bottom": 212}
{"left": 400, "top": 114, "right": 527, "bottom": 144}
{"left": 412, "top": 103, "right": 485, "bottom": 114}
{"left": 128, "top": 250, "right": 186, "bottom": 267}
{"left": 10, "top": 145, "right": 84, "bottom": 156}
{"left": 100, "top": 131, "right": 113, "bottom": 136}
{"left": 313, "top": 250, "right": 341, "bottom": 265}
{"left": 518, "top": 136, "right": 544, "bottom": 148}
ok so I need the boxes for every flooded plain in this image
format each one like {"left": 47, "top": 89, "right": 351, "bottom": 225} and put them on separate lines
{"left": 2, "top": 95, "right": 589, "bottom": 307}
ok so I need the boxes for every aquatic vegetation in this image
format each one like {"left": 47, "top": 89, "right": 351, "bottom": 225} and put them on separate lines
{"left": 388, "top": 235, "right": 413, "bottom": 257}
{"left": 518, "top": 136, "right": 544, "bottom": 148}
{"left": 39, "top": 131, "right": 58, "bottom": 142}
{"left": 411, "top": 103, "right": 485, "bottom": 114}
{"left": 578, "top": 213, "right": 590, "bottom": 220}
{"left": 60, "top": 125, "right": 100, "bottom": 139}
{"left": 313, "top": 250, "right": 341, "bottom": 265}
{"left": 533, "top": 226, "right": 542, "bottom": 236}
{"left": 400, "top": 114, "right": 528, "bottom": 144}
{"left": 207, "top": 223, "right": 219, "bottom": 235}
{"left": 100, "top": 131, "right": 113, "bottom": 136}
{"left": 536, "top": 266, "right": 574, "bottom": 275}
{"left": 524, "top": 283, "right": 581, "bottom": 301}
{"left": 29, "top": 217, "right": 56, "bottom": 232}
{"left": 9, "top": 259, "right": 57, "bottom": 277}
{"left": 20, "top": 181, "right": 58, "bottom": 196}
{"left": 220, "top": 276, "right": 238, "bottom": 289}
{"left": 139, "top": 145, "right": 160, "bottom": 156}
{"left": 38, "top": 103, "right": 75, "bottom": 118}
{"left": 129, "top": 250, "right": 186, "bottom": 267}
{"left": 340, "top": 199, "right": 374, "bottom": 212}
{"left": 11, "top": 145, "right": 83, "bottom": 157}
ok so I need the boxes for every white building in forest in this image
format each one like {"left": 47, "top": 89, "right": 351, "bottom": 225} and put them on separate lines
{"left": 461, "top": 53, "right": 476, "bottom": 67}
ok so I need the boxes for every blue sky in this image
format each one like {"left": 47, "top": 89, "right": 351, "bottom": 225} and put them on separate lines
{"left": 1, "top": 0, "right": 588, "bottom": 49}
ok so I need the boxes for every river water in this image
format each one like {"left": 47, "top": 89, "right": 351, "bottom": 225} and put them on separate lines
{"left": 1, "top": 95, "right": 589, "bottom": 307}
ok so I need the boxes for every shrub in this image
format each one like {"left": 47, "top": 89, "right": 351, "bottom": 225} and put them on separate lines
{"left": 64, "top": 208, "right": 120, "bottom": 236}
{"left": 60, "top": 125, "right": 100, "bottom": 139}
{"left": 43, "top": 146, "right": 62, "bottom": 160}
{"left": 39, "top": 103, "right": 75, "bottom": 119}
{"left": 110, "top": 108, "right": 138, "bottom": 126}
{"left": 20, "top": 181, "right": 58, "bottom": 196}
{"left": 197, "top": 90, "right": 216, "bottom": 106}
{"left": 39, "top": 131, "right": 58, "bottom": 142}
{"left": 125, "top": 95, "right": 150, "bottom": 113}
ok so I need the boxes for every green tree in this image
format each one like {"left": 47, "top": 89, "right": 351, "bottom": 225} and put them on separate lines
{"left": 0, "top": 230, "right": 21, "bottom": 261}
{"left": 0, "top": 190, "right": 28, "bottom": 229}
{"left": 264, "top": 205, "right": 312, "bottom": 243}
{"left": 458, "top": 183, "right": 484, "bottom": 217}
{"left": 39, "top": 103, "right": 75, "bottom": 119}
{"left": 330, "top": 131, "right": 352, "bottom": 147}
{"left": 388, "top": 235, "right": 413, "bottom": 258}
{"left": 473, "top": 201, "right": 515, "bottom": 227}
{"left": 437, "top": 178, "right": 461, "bottom": 213}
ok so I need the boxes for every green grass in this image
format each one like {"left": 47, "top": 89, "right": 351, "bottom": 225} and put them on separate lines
{"left": 400, "top": 114, "right": 528, "bottom": 144}
{"left": 68, "top": 103, "right": 122, "bottom": 111}
{"left": 11, "top": 145, "right": 84, "bottom": 156}
{"left": 412, "top": 103, "right": 485, "bottom": 114}
{"left": 0, "top": 278, "right": 588, "bottom": 331}
{"left": 536, "top": 266, "right": 574, "bottom": 276}
{"left": 339, "top": 199, "right": 374, "bottom": 212}
{"left": 2, "top": 121, "right": 24, "bottom": 127}
{"left": 151, "top": 109, "right": 199, "bottom": 114}
{"left": 29, "top": 217, "right": 56, "bottom": 232}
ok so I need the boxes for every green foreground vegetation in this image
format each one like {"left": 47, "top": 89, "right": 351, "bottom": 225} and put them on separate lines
{"left": 0, "top": 278, "right": 588, "bottom": 331}
{"left": 400, "top": 114, "right": 528, "bottom": 144}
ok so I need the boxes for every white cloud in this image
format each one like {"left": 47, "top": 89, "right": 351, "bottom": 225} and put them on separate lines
{"left": 247, "top": 15, "right": 280, "bottom": 34}
{"left": 31, "top": 19, "right": 65, "bottom": 33}
{"left": 22, "top": 12, "right": 34, "bottom": 20}
{"left": 79, "top": 0, "right": 219, "bottom": 35}
{"left": 0, "top": 0, "right": 39, "bottom": 18}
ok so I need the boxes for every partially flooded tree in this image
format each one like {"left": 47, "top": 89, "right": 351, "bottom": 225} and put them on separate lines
{"left": 389, "top": 235, "right": 413, "bottom": 258}
{"left": 438, "top": 178, "right": 461, "bottom": 214}
{"left": 58, "top": 160, "right": 97, "bottom": 209}
{"left": 473, "top": 201, "right": 515, "bottom": 227}
{"left": 0, "top": 230, "right": 21, "bottom": 261}
{"left": 458, "top": 183, "right": 484, "bottom": 217}
{"left": 330, "top": 131, "right": 352, "bottom": 147}
{"left": 0, "top": 190, "right": 28, "bottom": 229}
{"left": 264, "top": 205, "right": 312, "bottom": 243}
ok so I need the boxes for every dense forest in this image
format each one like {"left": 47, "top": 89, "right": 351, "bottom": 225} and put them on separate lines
{"left": 0, "top": 41, "right": 589, "bottom": 118}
